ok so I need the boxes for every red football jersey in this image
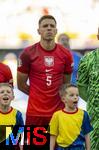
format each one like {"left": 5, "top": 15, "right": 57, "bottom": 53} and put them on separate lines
{"left": 18, "top": 42, "right": 73, "bottom": 117}
{"left": 0, "top": 63, "right": 13, "bottom": 86}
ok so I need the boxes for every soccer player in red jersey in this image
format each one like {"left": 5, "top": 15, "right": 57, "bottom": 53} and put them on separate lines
{"left": 17, "top": 15, "right": 73, "bottom": 126}
{"left": 0, "top": 62, "right": 13, "bottom": 86}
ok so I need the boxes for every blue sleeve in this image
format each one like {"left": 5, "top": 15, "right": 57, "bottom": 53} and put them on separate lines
{"left": 16, "top": 111, "right": 24, "bottom": 125}
{"left": 82, "top": 111, "right": 93, "bottom": 135}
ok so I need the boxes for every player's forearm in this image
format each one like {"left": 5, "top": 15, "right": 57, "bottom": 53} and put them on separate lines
{"left": 63, "top": 74, "right": 71, "bottom": 84}
{"left": 85, "top": 143, "right": 91, "bottom": 150}
{"left": 18, "top": 83, "right": 29, "bottom": 95}
{"left": 50, "top": 135, "right": 56, "bottom": 150}
{"left": 85, "top": 134, "right": 91, "bottom": 150}
{"left": 50, "top": 146, "right": 55, "bottom": 150}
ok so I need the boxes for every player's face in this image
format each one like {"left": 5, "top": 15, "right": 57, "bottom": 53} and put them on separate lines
{"left": 64, "top": 87, "right": 79, "bottom": 111}
{"left": 0, "top": 86, "right": 14, "bottom": 107}
{"left": 38, "top": 19, "right": 57, "bottom": 41}
{"left": 58, "top": 35, "right": 70, "bottom": 48}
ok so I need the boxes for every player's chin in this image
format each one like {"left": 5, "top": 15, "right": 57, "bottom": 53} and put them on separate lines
{"left": 46, "top": 35, "right": 54, "bottom": 40}
{"left": 72, "top": 104, "right": 77, "bottom": 109}
{"left": 2, "top": 101, "right": 10, "bottom": 105}
{"left": 46, "top": 37, "right": 53, "bottom": 41}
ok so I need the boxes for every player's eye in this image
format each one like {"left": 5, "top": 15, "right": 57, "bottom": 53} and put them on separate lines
{"left": 50, "top": 24, "right": 55, "bottom": 28}
{"left": 0, "top": 91, "right": 4, "bottom": 94}
{"left": 43, "top": 24, "right": 48, "bottom": 28}
{"left": 69, "top": 94, "right": 74, "bottom": 97}
{"left": 7, "top": 90, "right": 11, "bottom": 93}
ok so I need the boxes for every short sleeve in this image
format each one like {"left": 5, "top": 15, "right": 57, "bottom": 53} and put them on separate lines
{"left": 5, "top": 65, "right": 13, "bottom": 86}
{"left": 49, "top": 112, "right": 59, "bottom": 136}
{"left": 16, "top": 111, "right": 24, "bottom": 125}
{"left": 64, "top": 49, "right": 74, "bottom": 74}
{"left": 17, "top": 48, "right": 31, "bottom": 74}
{"left": 0, "top": 63, "right": 13, "bottom": 86}
{"left": 82, "top": 111, "right": 93, "bottom": 135}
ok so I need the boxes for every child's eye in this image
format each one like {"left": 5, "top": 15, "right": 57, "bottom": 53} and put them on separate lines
{"left": 70, "top": 94, "right": 74, "bottom": 97}
{"left": 0, "top": 91, "right": 4, "bottom": 94}
{"left": 7, "top": 90, "right": 11, "bottom": 93}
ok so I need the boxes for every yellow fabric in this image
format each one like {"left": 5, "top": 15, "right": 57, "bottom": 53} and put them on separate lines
{"left": 0, "top": 109, "right": 17, "bottom": 125}
{"left": 0, "top": 109, "right": 17, "bottom": 142}
{"left": 49, "top": 109, "right": 84, "bottom": 147}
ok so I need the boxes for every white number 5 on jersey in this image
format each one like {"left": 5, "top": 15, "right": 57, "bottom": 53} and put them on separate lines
{"left": 46, "top": 75, "right": 52, "bottom": 86}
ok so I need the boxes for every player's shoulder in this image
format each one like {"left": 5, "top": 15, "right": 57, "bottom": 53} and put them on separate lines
{"left": 53, "top": 109, "right": 62, "bottom": 116}
{"left": 80, "top": 50, "right": 96, "bottom": 66}
{"left": 72, "top": 51, "right": 82, "bottom": 59}
{"left": 78, "top": 108, "right": 89, "bottom": 118}
{"left": 23, "top": 42, "right": 38, "bottom": 53}
{"left": 13, "top": 108, "right": 23, "bottom": 119}
{"left": 0, "top": 63, "right": 11, "bottom": 75}
{"left": 56, "top": 43, "right": 72, "bottom": 56}
{"left": 57, "top": 43, "right": 70, "bottom": 52}
{"left": 13, "top": 108, "right": 24, "bottom": 125}
{"left": 77, "top": 108, "right": 85, "bottom": 115}
{"left": 13, "top": 108, "right": 22, "bottom": 115}
{"left": 88, "top": 49, "right": 98, "bottom": 58}
{"left": 83, "top": 110, "right": 89, "bottom": 116}
{"left": 83, "top": 50, "right": 96, "bottom": 60}
{"left": 0, "top": 62, "right": 9, "bottom": 69}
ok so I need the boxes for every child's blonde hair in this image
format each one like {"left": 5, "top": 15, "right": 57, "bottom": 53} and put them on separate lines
{"left": 0, "top": 83, "right": 13, "bottom": 88}
{"left": 0, "top": 83, "right": 14, "bottom": 96}
{"left": 59, "top": 84, "right": 77, "bottom": 97}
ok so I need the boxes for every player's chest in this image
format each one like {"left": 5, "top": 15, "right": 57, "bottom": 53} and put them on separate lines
{"left": 30, "top": 54, "right": 66, "bottom": 73}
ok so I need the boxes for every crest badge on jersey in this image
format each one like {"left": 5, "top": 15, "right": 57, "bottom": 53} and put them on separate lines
{"left": 44, "top": 56, "right": 54, "bottom": 67}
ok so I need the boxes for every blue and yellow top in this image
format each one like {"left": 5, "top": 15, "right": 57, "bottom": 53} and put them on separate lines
{"left": 49, "top": 108, "right": 93, "bottom": 148}
{"left": 0, "top": 107, "right": 24, "bottom": 126}
{"left": 0, "top": 107, "right": 24, "bottom": 143}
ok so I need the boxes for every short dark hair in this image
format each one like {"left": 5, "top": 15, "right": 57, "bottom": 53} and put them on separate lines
{"left": 59, "top": 84, "right": 77, "bottom": 97}
{"left": 65, "top": 84, "right": 77, "bottom": 89}
{"left": 57, "top": 33, "right": 70, "bottom": 42}
{"left": 0, "top": 83, "right": 14, "bottom": 95}
{"left": 38, "top": 15, "right": 57, "bottom": 25}
{"left": 0, "top": 83, "right": 13, "bottom": 90}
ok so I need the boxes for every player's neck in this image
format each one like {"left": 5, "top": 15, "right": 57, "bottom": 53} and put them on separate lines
{"left": 63, "top": 106, "right": 77, "bottom": 113}
{"left": 0, "top": 105, "right": 12, "bottom": 113}
{"left": 40, "top": 40, "right": 55, "bottom": 51}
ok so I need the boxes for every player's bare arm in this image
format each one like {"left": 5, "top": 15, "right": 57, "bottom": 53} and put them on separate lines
{"left": 63, "top": 73, "right": 72, "bottom": 84}
{"left": 85, "top": 134, "right": 91, "bottom": 150}
{"left": 17, "top": 71, "right": 29, "bottom": 95}
{"left": 50, "top": 135, "right": 56, "bottom": 150}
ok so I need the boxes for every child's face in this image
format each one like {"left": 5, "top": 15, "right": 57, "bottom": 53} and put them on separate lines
{"left": 63, "top": 87, "right": 79, "bottom": 110}
{"left": 0, "top": 85, "right": 14, "bottom": 107}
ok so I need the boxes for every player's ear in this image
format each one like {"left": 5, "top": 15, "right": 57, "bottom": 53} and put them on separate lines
{"left": 61, "top": 95, "right": 66, "bottom": 103}
{"left": 11, "top": 95, "right": 15, "bottom": 101}
{"left": 11, "top": 91, "right": 15, "bottom": 101}
{"left": 55, "top": 28, "right": 57, "bottom": 35}
{"left": 37, "top": 29, "right": 40, "bottom": 35}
